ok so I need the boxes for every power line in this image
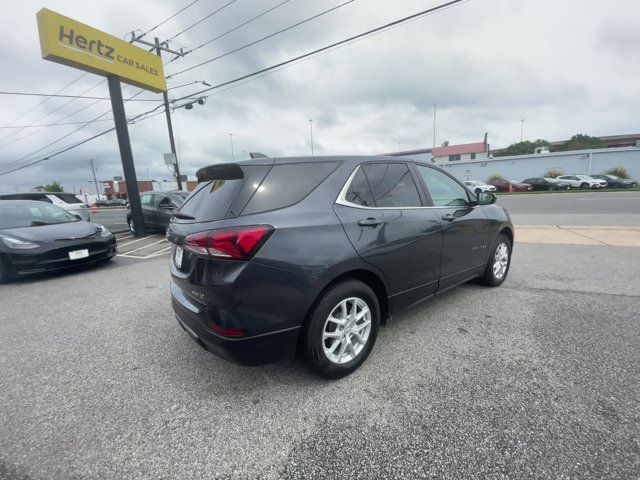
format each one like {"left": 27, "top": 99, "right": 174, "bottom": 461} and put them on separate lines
{"left": 166, "top": 0, "right": 237, "bottom": 42}
{"left": 135, "top": 0, "right": 201, "bottom": 40}
{"left": 0, "top": 106, "right": 166, "bottom": 176}
{"left": 0, "top": 78, "right": 107, "bottom": 145}
{"left": 1, "top": 0, "right": 469, "bottom": 176}
{"left": 0, "top": 90, "right": 151, "bottom": 172}
{"left": 0, "top": 91, "right": 160, "bottom": 101}
{"left": 0, "top": 119, "right": 114, "bottom": 129}
{"left": 166, "top": 0, "right": 356, "bottom": 78}
{"left": 170, "top": 0, "right": 468, "bottom": 102}
{"left": 1, "top": 73, "right": 88, "bottom": 128}
{"left": 169, "top": 0, "right": 290, "bottom": 64}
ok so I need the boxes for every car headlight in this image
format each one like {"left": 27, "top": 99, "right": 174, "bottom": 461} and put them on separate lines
{"left": 94, "top": 224, "right": 113, "bottom": 237}
{"left": 2, "top": 236, "right": 39, "bottom": 249}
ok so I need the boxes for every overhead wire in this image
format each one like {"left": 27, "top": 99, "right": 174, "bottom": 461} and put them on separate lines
{"left": 1, "top": 0, "right": 469, "bottom": 176}
{"left": 166, "top": 0, "right": 291, "bottom": 65}
{"left": 1, "top": 73, "right": 88, "bottom": 128}
{"left": 169, "top": 0, "right": 468, "bottom": 102}
{"left": 165, "top": 0, "right": 237, "bottom": 42}
{"left": 135, "top": 0, "right": 201, "bottom": 40}
{"left": 166, "top": 0, "right": 356, "bottom": 78}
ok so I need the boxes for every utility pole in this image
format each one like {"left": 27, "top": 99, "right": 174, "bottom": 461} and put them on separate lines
{"left": 520, "top": 119, "right": 525, "bottom": 142}
{"left": 309, "top": 119, "right": 314, "bottom": 155}
{"left": 131, "top": 35, "right": 188, "bottom": 190}
{"left": 433, "top": 104, "right": 437, "bottom": 148}
{"left": 89, "top": 158, "right": 101, "bottom": 200}
{"left": 229, "top": 133, "right": 235, "bottom": 161}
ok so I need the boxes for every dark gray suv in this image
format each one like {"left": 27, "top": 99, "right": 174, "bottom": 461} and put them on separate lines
{"left": 167, "top": 156, "right": 514, "bottom": 378}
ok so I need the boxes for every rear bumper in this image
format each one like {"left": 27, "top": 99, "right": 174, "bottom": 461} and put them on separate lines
{"left": 171, "top": 281, "right": 300, "bottom": 366}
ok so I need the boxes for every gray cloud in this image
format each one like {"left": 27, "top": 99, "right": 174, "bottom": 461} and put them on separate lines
{"left": 0, "top": 0, "right": 639, "bottom": 194}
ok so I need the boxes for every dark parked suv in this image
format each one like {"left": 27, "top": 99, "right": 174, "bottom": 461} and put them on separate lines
{"left": 126, "top": 190, "right": 189, "bottom": 233}
{"left": 167, "top": 156, "right": 514, "bottom": 378}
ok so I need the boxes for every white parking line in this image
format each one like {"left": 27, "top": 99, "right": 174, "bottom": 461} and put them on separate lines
{"left": 118, "top": 235, "right": 155, "bottom": 247}
{"left": 117, "top": 247, "right": 171, "bottom": 259}
{"left": 122, "top": 238, "right": 167, "bottom": 255}
{"left": 115, "top": 234, "right": 133, "bottom": 241}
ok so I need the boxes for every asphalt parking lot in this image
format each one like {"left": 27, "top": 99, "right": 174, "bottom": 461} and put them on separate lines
{"left": 1, "top": 194, "right": 639, "bottom": 479}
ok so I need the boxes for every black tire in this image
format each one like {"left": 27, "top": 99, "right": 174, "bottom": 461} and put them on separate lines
{"left": 580, "top": 183, "right": 589, "bottom": 189}
{"left": 301, "top": 279, "right": 380, "bottom": 379}
{"left": 479, "top": 234, "right": 512, "bottom": 287}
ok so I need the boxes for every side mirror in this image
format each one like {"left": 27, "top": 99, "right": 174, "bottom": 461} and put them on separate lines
{"left": 478, "top": 192, "right": 497, "bottom": 205}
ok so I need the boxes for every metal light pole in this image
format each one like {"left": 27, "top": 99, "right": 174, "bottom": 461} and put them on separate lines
{"left": 309, "top": 119, "right": 314, "bottom": 156}
{"left": 520, "top": 119, "right": 525, "bottom": 142}
{"left": 229, "top": 133, "right": 235, "bottom": 161}
{"left": 89, "top": 158, "right": 101, "bottom": 200}
{"left": 433, "top": 104, "right": 437, "bottom": 148}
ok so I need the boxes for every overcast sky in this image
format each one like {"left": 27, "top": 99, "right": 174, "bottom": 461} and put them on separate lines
{"left": 0, "top": 0, "right": 638, "bottom": 194}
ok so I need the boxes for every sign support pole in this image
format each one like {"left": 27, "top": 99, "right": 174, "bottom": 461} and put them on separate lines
{"left": 106, "top": 74, "right": 146, "bottom": 236}
{"left": 153, "top": 37, "right": 183, "bottom": 190}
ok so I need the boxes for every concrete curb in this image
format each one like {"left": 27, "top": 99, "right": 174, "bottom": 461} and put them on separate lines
{"left": 516, "top": 225, "right": 640, "bottom": 247}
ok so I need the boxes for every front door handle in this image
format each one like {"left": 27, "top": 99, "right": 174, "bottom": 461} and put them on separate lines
{"left": 441, "top": 213, "right": 456, "bottom": 222}
{"left": 358, "top": 218, "right": 382, "bottom": 228}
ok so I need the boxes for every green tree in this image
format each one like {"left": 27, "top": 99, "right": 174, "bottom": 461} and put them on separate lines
{"left": 557, "top": 134, "right": 604, "bottom": 151}
{"left": 34, "top": 181, "right": 64, "bottom": 192}
{"left": 493, "top": 139, "right": 550, "bottom": 157}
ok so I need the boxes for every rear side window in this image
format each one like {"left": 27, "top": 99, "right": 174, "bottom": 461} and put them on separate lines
{"left": 140, "top": 194, "right": 153, "bottom": 205}
{"left": 52, "top": 193, "right": 83, "bottom": 204}
{"left": 345, "top": 169, "right": 375, "bottom": 207}
{"left": 362, "top": 163, "right": 422, "bottom": 207}
{"left": 242, "top": 162, "right": 339, "bottom": 215}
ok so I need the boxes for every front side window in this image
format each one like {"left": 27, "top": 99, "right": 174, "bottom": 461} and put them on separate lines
{"left": 361, "top": 163, "right": 422, "bottom": 207}
{"left": 416, "top": 165, "right": 470, "bottom": 207}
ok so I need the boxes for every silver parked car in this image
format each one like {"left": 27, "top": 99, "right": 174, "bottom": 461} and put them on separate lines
{"left": 0, "top": 192, "right": 90, "bottom": 220}
{"left": 464, "top": 180, "right": 497, "bottom": 194}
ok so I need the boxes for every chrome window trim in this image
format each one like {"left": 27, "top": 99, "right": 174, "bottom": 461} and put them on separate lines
{"left": 335, "top": 165, "right": 469, "bottom": 210}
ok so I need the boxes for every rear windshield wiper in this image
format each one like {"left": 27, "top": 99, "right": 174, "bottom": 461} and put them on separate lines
{"left": 173, "top": 212, "right": 196, "bottom": 220}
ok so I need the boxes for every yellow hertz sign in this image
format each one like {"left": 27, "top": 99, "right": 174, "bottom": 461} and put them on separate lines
{"left": 36, "top": 8, "right": 166, "bottom": 92}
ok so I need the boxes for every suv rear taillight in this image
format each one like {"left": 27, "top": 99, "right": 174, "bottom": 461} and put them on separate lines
{"left": 183, "top": 225, "right": 274, "bottom": 260}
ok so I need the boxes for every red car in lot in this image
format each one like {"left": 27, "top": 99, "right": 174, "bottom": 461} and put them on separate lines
{"left": 489, "top": 178, "right": 533, "bottom": 192}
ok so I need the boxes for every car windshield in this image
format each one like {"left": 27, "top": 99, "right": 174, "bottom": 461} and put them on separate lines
{"left": 606, "top": 175, "right": 619, "bottom": 180}
{"left": 0, "top": 203, "right": 79, "bottom": 229}
{"left": 167, "top": 192, "right": 189, "bottom": 206}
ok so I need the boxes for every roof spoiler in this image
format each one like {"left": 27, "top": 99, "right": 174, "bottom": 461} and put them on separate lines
{"left": 196, "top": 164, "right": 244, "bottom": 182}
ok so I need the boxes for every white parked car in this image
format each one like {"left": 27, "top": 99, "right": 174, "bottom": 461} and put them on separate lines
{"left": 464, "top": 180, "right": 497, "bottom": 193}
{"left": 556, "top": 175, "right": 607, "bottom": 189}
{"left": 0, "top": 192, "right": 90, "bottom": 220}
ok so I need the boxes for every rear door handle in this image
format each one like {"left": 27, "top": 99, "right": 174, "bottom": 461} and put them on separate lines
{"left": 358, "top": 218, "right": 382, "bottom": 227}
{"left": 441, "top": 213, "right": 456, "bottom": 222}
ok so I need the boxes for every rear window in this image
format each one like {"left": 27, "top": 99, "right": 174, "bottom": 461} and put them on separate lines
{"left": 178, "top": 165, "right": 271, "bottom": 222}
{"left": 242, "top": 162, "right": 339, "bottom": 215}
{"left": 52, "top": 193, "right": 83, "bottom": 204}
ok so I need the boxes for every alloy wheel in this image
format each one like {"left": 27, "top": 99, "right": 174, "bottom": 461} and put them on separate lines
{"left": 493, "top": 242, "right": 509, "bottom": 279}
{"left": 322, "top": 297, "right": 372, "bottom": 364}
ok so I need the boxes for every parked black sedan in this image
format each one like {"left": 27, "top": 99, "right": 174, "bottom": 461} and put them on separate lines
{"left": 0, "top": 200, "right": 117, "bottom": 282}
{"left": 591, "top": 174, "right": 638, "bottom": 189}
{"left": 126, "top": 190, "right": 189, "bottom": 234}
{"left": 522, "top": 177, "right": 571, "bottom": 191}
{"left": 168, "top": 156, "right": 514, "bottom": 378}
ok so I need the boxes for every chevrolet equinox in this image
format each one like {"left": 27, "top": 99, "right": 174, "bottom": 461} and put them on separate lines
{"left": 167, "top": 156, "right": 514, "bottom": 378}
